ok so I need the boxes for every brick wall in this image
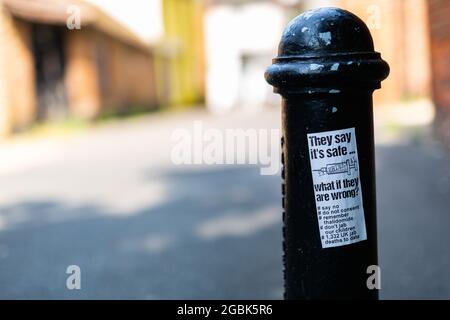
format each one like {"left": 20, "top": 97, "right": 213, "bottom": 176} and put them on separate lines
{"left": 65, "top": 28, "right": 158, "bottom": 119}
{"left": 0, "top": 5, "right": 11, "bottom": 136}
{"left": 0, "top": 7, "right": 36, "bottom": 137}
{"left": 428, "top": 0, "right": 450, "bottom": 145}
{"left": 92, "top": 30, "right": 158, "bottom": 114}
{"left": 64, "top": 28, "right": 102, "bottom": 119}
{"left": 338, "top": 0, "right": 431, "bottom": 105}
{"left": 0, "top": 5, "right": 158, "bottom": 136}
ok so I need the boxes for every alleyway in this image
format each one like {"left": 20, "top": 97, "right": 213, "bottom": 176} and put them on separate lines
{"left": 0, "top": 104, "right": 448, "bottom": 299}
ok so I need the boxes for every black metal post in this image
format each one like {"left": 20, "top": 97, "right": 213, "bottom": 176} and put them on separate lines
{"left": 265, "top": 7, "right": 389, "bottom": 299}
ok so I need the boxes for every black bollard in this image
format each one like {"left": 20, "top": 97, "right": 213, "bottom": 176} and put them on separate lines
{"left": 265, "top": 7, "right": 389, "bottom": 299}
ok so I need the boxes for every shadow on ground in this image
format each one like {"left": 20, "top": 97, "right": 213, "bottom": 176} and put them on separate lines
{"left": 0, "top": 138, "right": 449, "bottom": 299}
{"left": 377, "top": 141, "right": 450, "bottom": 299}
{"left": 0, "top": 166, "right": 283, "bottom": 299}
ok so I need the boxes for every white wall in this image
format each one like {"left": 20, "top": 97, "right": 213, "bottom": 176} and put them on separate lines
{"left": 204, "top": 2, "right": 285, "bottom": 114}
{"left": 84, "top": 0, "right": 164, "bottom": 44}
{"left": 303, "top": 0, "right": 337, "bottom": 10}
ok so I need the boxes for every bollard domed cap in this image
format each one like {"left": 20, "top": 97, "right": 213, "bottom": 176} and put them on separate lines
{"left": 278, "top": 7, "right": 374, "bottom": 56}
{"left": 265, "top": 7, "right": 390, "bottom": 96}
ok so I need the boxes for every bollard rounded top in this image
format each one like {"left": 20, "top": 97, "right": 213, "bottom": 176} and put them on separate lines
{"left": 265, "top": 7, "right": 390, "bottom": 96}
{"left": 278, "top": 7, "right": 374, "bottom": 57}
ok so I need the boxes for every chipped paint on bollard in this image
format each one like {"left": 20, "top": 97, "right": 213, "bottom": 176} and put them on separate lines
{"left": 265, "top": 7, "right": 389, "bottom": 299}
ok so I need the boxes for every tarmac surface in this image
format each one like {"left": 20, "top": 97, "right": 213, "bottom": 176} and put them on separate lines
{"left": 0, "top": 106, "right": 448, "bottom": 299}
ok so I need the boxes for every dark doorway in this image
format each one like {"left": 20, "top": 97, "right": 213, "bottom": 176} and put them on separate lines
{"left": 32, "top": 24, "right": 68, "bottom": 121}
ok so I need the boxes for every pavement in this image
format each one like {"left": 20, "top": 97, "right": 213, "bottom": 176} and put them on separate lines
{"left": 0, "top": 103, "right": 449, "bottom": 299}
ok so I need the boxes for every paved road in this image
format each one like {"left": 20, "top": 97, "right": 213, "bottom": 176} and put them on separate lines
{"left": 0, "top": 108, "right": 449, "bottom": 299}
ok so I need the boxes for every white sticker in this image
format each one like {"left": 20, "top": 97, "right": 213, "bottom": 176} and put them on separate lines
{"left": 307, "top": 128, "right": 367, "bottom": 248}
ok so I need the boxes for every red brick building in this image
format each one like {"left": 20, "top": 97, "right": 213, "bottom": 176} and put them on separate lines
{"left": 337, "top": 0, "right": 432, "bottom": 105}
{"left": 0, "top": 0, "right": 158, "bottom": 137}
{"left": 427, "top": 0, "right": 450, "bottom": 144}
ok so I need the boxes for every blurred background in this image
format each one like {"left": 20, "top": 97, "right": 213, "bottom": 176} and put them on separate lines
{"left": 0, "top": 0, "right": 449, "bottom": 299}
